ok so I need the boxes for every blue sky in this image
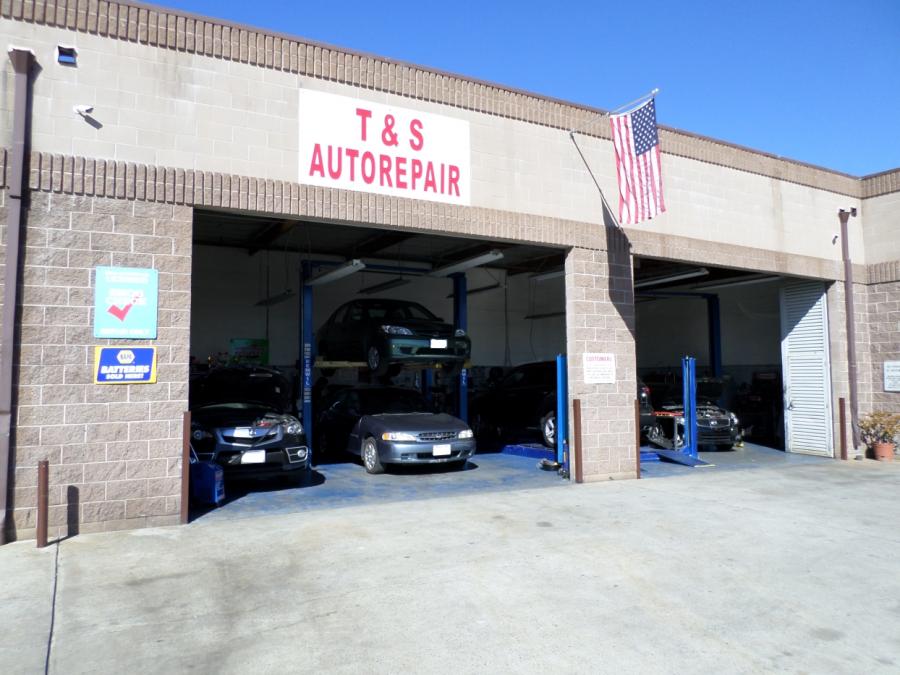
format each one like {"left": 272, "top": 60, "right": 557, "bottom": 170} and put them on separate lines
{"left": 162, "top": 0, "right": 899, "bottom": 176}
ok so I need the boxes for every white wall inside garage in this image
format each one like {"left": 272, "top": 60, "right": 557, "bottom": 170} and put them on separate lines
{"left": 191, "top": 244, "right": 565, "bottom": 368}
{"left": 635, "top": 280, "right": 782, "bottom": 373}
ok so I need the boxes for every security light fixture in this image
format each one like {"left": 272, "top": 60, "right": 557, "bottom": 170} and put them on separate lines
{"left": 358, "top": 277, "right": 411, "bottom": 295}
{"left": 73, "top": 104, "right": 94, "bottom": 116}
{"left": 57, "top": 45, "right": 77, "bottom": 65}
{"left": 429, "top": 250, "right": 504, "bottom": 277}
{"left": 306, "top": 259, "right": 366, "bottom": 286}
{"left": 531, "top": 269, "right": 564, "bottom": 282}
{"left": 633, "top": 267, "right": 709, "bottom": 289}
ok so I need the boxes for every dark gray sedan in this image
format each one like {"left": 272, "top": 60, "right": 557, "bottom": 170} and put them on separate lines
{"left": 316, "top": 386, "right": 476, "bottom": 473}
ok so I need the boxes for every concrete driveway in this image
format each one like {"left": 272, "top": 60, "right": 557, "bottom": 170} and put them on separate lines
{"left": 2, "top": 457, "right": 899, "bottom": 674}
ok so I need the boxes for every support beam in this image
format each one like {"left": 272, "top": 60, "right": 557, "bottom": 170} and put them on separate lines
{"left": 300, "top": 262, "right": 315, "bottom": 458}
{"left": 706, "top": 295, "right": 722, "bottom": 378}
{"left": 452, "top": 274, "right": 468, "bottom": 422}
{"left": 247, "top": 219, "right": 296, "bottom": 256}
{"left": 353, "top": 231, "right": 417, "bottom": 257}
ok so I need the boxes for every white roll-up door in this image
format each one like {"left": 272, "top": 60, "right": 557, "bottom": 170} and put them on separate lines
{"left": 779, "top": 280, "right": 834, "bottom": 456}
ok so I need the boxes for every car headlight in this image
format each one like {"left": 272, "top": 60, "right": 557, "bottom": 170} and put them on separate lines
{"left": 458, "top": 429, "right": 474, "bottom": 439}
{"left": 730, "top": 413, "right": 739, "bottom": 425}
{"left": 454, "top": 329, "right": 466, "bottom": 337}
{"left": 380, "top": 325, "right": 413, "bottom": 335}
{"left": 382, "top": 431, "right": 417, "bottom": 441}
{"left": 192, "top": 428, "right": 212, "bottom": 441}
{"left": 284, "top": 419, "right": 304, "bottom": 436}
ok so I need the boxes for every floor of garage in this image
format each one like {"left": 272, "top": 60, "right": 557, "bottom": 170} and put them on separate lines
{"left": 191, "top": 452, "right": 566, "bottom": 523}
{"left": 640, "top": 442, "right": 831, "bottom": 478}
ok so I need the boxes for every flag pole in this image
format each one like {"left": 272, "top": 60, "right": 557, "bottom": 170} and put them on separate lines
{"left": 607, "top": 87, "right": 660, "bottom": 116}
{"left": 567, "top": 130, "right": 628, "bottom": 240}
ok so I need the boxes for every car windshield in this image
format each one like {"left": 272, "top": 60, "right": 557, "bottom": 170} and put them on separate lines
{"left": 192, "top": 369, "right": 288, "bottom": 412}
{"left": 359, "top": 389, "right": 429, "bottom": 415}
{"left": 364, "top": 301, "right": 437, "bottom": 321}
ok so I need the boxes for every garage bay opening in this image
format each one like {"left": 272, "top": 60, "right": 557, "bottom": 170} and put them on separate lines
{"left": 188, "top": 210, "right": 569, "bottom": 519}
{"left": 633, "top": 257, "right": 835, "bottom": 473}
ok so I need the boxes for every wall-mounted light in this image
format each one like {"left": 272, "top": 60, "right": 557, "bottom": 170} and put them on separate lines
{"left": 73, "top": 104, "right": 94, "bottom": 116}
{"left": 57, "top": 45, "right": 77, "bottom": 66}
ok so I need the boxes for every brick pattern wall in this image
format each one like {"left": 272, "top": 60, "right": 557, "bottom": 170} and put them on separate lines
{"left": 565, "top": 230, "right": 637, "bottom": 480}
{"left": 0, "top": 0, "right": 871, "bottom": 198}
{"left": 827, "top": 281, "right": 876, "bottom": 455}
{"left": 5, "top": 192, "right": 190, "bottom": 540}
{"left": 866, "top": 280, "right": 900, "bottom": 413}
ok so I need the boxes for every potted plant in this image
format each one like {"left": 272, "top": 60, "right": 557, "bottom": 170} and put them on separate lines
{"left": 858, "top": 412, "right": 900, "bottom": 462}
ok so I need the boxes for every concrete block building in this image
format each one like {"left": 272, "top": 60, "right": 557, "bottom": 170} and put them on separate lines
{"left": 1, "top": 0, "right": 897, "bottom": 542}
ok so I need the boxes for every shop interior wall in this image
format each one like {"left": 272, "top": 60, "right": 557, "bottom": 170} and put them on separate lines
{"left": 635, "top": 281, "right": 782, "bottom": 405}
{"left": 190, "top": 244, "right": 565, "bottom": 373}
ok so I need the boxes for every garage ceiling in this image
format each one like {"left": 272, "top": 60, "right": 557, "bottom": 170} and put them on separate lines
{"left": 192, "top": 210, "right": 566, "bottom": 276}
{"left": 193, "top": 210, "right": 781, "bottom": 287}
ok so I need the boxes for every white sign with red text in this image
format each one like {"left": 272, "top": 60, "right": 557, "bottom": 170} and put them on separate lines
{"left": 583, "top": 353, "right": 616, "bottom": 384}
{"left": 298, "top": 89, "right": 471, "bottom": 205}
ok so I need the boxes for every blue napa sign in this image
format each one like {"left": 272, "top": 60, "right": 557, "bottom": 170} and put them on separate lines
{"left": 93, "top": 347, "right": 158, "bottom": 384}
{"left": 93, "top": 266, "right": 159, "bottom": 339}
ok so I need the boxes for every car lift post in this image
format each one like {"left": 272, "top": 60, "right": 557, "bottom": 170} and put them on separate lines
{"left": 556, "top": 354, "right": 568, "bottom": 467}
{"left": 682, "top": 355, "right": 698, "bottom": 459}
{"left": 300, "top": 261, "right": 315, "bottom": 455}
{"left": 452, "top": 273, "right": 468, "bottom": 422}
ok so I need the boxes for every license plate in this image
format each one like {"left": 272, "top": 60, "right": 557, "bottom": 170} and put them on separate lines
{"left": 433, "top": 444, "right": 451, "bottom": 457}
{"left": 430, "top": 339, "right": 448, "bottom": 349}
{"left": 233, "top": 427, "right": 254, "bottom": 438}
{"left": 241, "top": 449, "right": 266, "bottom": 464}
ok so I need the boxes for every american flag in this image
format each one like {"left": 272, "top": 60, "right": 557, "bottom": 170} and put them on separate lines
{"left": 609, "top": 98, "right": 666, "bottom": 225}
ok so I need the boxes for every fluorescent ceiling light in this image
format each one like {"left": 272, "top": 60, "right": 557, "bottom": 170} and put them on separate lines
{"left": 430, "top": 250, "right": 504, "bottom": 277}
{"left": 691, "top": 274, "right": 780, "bottom": 291}
{"left": 358, "top": 277, "right": 411, "bottom": 295}
{"left": 531, "top": 269, "right": 564, "bottom": 282}
{"left": 306, "top": 259, "right": 366, "bottom": 287}
{"left": 634, "top": 268, "right": 709, "bottom": 289}
{"left": 255, "top": 289, "right": 296, "bottom": 307}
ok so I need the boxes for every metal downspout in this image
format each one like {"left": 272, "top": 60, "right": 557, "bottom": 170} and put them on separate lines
{"left": 1, "top": 48, "right": 35, "bottom": 545}
{"left": 838, "top": 208, "right": 860, "bottom": 456}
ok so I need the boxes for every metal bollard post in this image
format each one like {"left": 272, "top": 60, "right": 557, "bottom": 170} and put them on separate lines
{"left": 36, "top": 460, "right": 48, "bottom": 548}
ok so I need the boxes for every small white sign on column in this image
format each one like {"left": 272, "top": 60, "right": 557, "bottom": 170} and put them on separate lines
{"left": 885, "top": 361, "right": 900, "bottom": 392}
{"left": 583, "top": 353, "right": 616, "bottom": 384}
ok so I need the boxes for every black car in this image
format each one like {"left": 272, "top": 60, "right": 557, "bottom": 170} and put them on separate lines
{"left": 316, "top": 386, "right": 475, "bottom": 473}
{"left": 316, "top": 299, "right": 471, "bottom": 375}
{"left": 471, "top": 362, "right": 558, "bottom": 447}
{"left": 646, "top": 379, "right": 742, "bottom": 450}
{"left": 190, "top": 367, "right": 310, "bottom": 480}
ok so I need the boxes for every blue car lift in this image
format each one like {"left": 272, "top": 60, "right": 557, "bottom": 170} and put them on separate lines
{"left": 653, "top": 356, "right": 713, "bottom": 468}
{"left": 299, "top": 261, "right": 472, "bottom": 460}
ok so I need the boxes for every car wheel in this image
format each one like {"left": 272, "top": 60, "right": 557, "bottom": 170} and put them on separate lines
{"left": 361, "top": 436, "right": 384, "bottom": 474}
{"left": 367, "top": 346, "right": 389, "bottom": 376}
{"left": 541, "top": 412, "right": 556, "bottom": 448}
